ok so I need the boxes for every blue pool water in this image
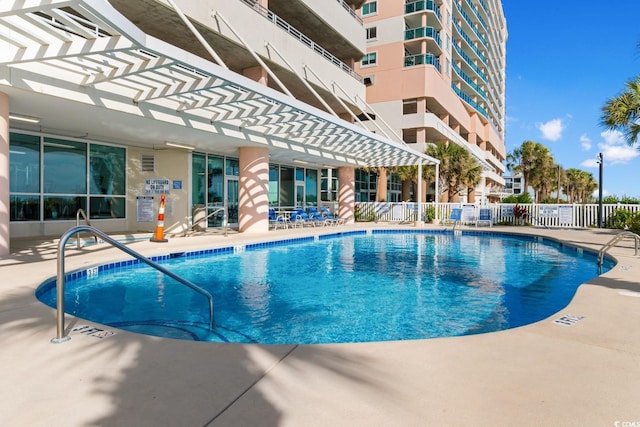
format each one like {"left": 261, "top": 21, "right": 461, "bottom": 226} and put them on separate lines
{"left": 36, "top": 231, "right": 613, "bottom": 344}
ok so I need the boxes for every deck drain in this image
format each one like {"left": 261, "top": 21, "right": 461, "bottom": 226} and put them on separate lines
{"left": 72, "top": 325, "right": 117, "bottom": 339}
{"left": 553, "top": 314, "right": 584, "bottom": 326}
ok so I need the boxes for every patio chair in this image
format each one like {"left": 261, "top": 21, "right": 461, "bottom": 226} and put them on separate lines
{"left": 308, "top": 206, "right": 332, "bottom": 227}
{"left": 320, "top": 206, "right": 346, "bottom": 226}
{"left": 268, "top": 208, "right": 288, "bottom": 229}
{"left": 442, "top": 208, "right": 462, "bottom": 229}
{"left": 476, "top": 208, "right": 492, "bottom": 228}
{"left": 291, "top": 207, "right": 321, "bottom": 227}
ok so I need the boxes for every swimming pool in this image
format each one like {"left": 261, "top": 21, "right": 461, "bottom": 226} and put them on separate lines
{"left": 36, "top": 230, "right": 613, "bottom": 344}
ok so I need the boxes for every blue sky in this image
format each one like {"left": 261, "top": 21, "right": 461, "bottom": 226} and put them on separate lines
{"left": 502, "top": 1, "right": 640, "bottom": 198}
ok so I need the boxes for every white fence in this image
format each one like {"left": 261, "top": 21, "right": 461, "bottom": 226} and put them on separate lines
{"left": 355, "top": 202, "right": 640, "bottom": 228}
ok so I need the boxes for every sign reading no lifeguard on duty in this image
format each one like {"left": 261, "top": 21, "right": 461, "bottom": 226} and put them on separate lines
{"left": 144, "top": 178, "right": 170, "bottom": 195}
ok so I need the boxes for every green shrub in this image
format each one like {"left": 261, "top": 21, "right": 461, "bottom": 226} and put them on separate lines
{"left": 606, "top": 209, "right": 638, "bottom": 229}
{"left": 628, "top": 216, "right": 640, "bottom": 234}
{"left": 424, "top": 205, "right": 436, "bottom": 221}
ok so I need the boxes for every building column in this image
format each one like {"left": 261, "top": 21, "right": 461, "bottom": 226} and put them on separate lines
{"left": 238, "top": 146, "right": 269, "bottom": 233}
{"left": 0, "top": 92, "right": 9, "bottom": 256}
{"left": 337, "top": 166, "right": 355, "bottom": 224}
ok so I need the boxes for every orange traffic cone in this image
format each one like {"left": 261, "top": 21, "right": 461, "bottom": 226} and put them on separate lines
{"left": 150, "top": 193, "right": 168, "bottom": 243}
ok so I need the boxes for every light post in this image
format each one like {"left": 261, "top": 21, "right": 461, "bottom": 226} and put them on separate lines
{"left": 597, "top": 153, "right": 603, "bottom": 228}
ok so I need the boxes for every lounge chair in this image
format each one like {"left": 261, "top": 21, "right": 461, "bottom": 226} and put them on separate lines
{"left": 268, "top": 208, "right": 288, "bottom": 229}
{"left": 308, "top": 206, "right": 332, "bottom": 227}
{"left": 320, "top": 206, "right": 346, "bottom": 225}
{"left": 292, "top": 207, "right": 322, "bottom": 227}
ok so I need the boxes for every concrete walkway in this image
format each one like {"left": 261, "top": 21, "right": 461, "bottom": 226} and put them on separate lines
{"left": 1, "top": 225, "right": 639, "bottom": 426}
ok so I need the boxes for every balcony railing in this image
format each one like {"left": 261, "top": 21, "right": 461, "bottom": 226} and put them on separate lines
{"left": 452, "top": 84, "right": 487, "bottom": 117}
{"left": 404, "top": 53, "right": 440, "bottom": 70}
{"left": 404, "top": 26, "right": 441, "bottom": 46}
{"left": 452, "top": 42, "right": 487, "bottom": 81}
{"left": 239, "top": 0, "right": 362, "bottom": 81}
{"left": 337, "top": 0, "right": 363, "bottom": 25}
{"left": 452, "top": 62, "right": 487, "bottom": 98}
{"left": 405, "top": 0, "right": 442, "bottom": 20}
{"left": 453, "top": 21, "right": 486, "bottom": 62}
{"left": 453, "top": 0, "right": 487, "bottom": 46}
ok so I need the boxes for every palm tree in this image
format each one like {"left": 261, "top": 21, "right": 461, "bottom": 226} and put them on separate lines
{"left": 506, "top": 140, "right": 539, "bottom": 194}
{"left": 426, "top": 141, "right": 480, "bottom": 202}
{"left": 528, "top": 145, "right": 555, "bottom": 201}
{"left": 601, "top": 75, "right": 640, "bottom": 147}
{"left": 564, "top": 168, "right": 583, "bottom": 203}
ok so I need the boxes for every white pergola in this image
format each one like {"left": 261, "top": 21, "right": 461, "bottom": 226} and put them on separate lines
{"left": 0, "top": 0, "right": 439, "bottom": 173}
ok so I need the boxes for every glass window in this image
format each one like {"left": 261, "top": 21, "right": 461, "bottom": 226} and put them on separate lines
{"left": 366, "top": 26, "right": 377, "bottom": 40}
{"left": 90, "top": 144, "right": 125, "bottom": 195}
{"left": 280, "top": 166, "right": 294, "bottom": 206}
{"left": 295, "top": 167, "right": 305, "bottom": 181}
{"left": 269, "top": 165, "right": 279, "bottom": 206}
{"left": 361, "top": 52, "right": 377, "bottom": 67}
{"left": 9, "top": 133, "right": 40, "bottom": 193}
{"left": 90, "top": 196, "right": 125, "bottom": 219}
{"left": 225, "top": 158, "right": 239, "bottom": 176}
{"left": 305, "top": 169, "right": 318, "bottom": 206}
{"left": 43, "top": 137, "right": 87, "bottom": 194}
{"left": 362, "top": 1, "right": 377, "bottom": 16}
{"left": 192, "top": 153, "right": 206, "bottom": 205}
{"left": 44, "top": 196, "right": 86, "bottom": 221}
{"left": 10, "top": 195, "right": 39, "bottom": 222}
{"left": 208, "top": 156, "right": 224, "bottom": 204}
{"left": 403, "top": 99, "right": 418, "bottom": 114}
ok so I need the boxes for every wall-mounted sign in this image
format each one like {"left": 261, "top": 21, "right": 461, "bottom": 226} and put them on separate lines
{"left": 144, "top": 178, "right": 170, "bottom": 195}
{"left": 173, "top": 180, "right": 182, "bottom": 190}
{"left": 136, "top": 196, "right": 154, "bottom": 222}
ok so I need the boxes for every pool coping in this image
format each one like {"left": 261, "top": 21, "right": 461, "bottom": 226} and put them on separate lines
{"left": 1, "top": 223, "right": 639, "bottom": 426}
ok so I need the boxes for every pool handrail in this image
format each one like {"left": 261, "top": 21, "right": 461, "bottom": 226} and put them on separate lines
{"left": 189, "top": 206, "right": 228, "bottom": 237}
{"left": 52, "top": 225, "right": 215, "bottom": 343}
{"left": 75, "top": 208, "right": 97, "bottom": 249}
{"left": 597, "top": 230, "right": 640, "bottom": 268}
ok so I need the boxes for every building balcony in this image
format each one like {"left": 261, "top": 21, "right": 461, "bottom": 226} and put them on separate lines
{"left": 404, "top": 26, "right": 441, "bottom": 46}
{"left": 405, "top": 0, "right": 442, "bottom": 20}
{"left": 404, "top": 53, "right": 441, "bottom": 70}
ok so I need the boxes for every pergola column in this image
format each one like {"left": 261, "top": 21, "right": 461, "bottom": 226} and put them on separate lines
{"left": 0, "top": 92, "right": 9, "bottom": 256}
{"left": 238, "top": 146, "right": 269, "bottom": 233}
{"left": 337, "top": 166, "right": 355, "bottom": 224}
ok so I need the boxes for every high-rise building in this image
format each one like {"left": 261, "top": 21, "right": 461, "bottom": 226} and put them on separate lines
{"left": 356, "top": 0, "right": 507, "bottom": 203}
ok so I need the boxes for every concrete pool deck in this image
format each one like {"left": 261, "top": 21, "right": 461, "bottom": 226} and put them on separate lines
{"left": 1, "top": 224, "right": 639, "bottom": 426}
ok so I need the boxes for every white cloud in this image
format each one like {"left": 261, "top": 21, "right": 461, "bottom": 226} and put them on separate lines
{"left": 537, "top": 118, "right": 565, "bottom": 141}
{"left": 592, "top": 189, "right": 609, "bottom": 198}
{"left": 598, "top": 144, "right": 639, "bottom": 164}
{"left": 581, "top": 158, "right": 599, "bottom": 168}
{"left": 580, "top": 134, "right": 592, "bottom": 151}
{"left": 601, "top": 129, "right": 625, "bottom": 145}
{"left": 597, "top": 129, "right": 639, "bottom": 164}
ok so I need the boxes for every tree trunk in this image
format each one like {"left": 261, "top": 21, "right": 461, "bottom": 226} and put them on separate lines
{"left": 376, "top": 167, "right": 388, "bottom": 202}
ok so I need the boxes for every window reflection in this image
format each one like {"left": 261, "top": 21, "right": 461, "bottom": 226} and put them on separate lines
{"left": 10, "top": 195, "right": 39, "bottom": 222}
{"left": 43, "top": 137, "right": 86, "bottom": 194}
{"left": 10, "top": 133, "right": 126, "bottom": 221}
{"left": 9, "top": 133, "right": 40, "bottom": 193}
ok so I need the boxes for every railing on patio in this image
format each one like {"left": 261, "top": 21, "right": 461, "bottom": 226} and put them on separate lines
{"left": 355, "top": 202, "right": 640, "bottom": 229}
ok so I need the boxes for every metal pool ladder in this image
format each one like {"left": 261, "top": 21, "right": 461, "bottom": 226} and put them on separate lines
{"left": 51, "top": 225, "right": 215, "bottom": 343}
{"left": 597, "top": 230, "right": 640, "bottom": 268}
